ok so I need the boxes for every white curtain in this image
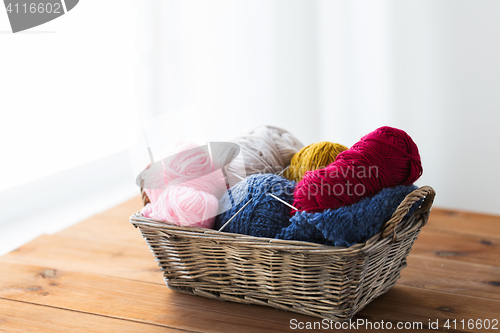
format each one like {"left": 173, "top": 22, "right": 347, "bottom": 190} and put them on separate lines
{"left": 135, "top": 0, "right": 500, "bottom": 215}
{"left": 2, "top": 0, "right": 499, "bottom": 228}
{"left": 134, "top": 0, "right": 319, "bottom": 145}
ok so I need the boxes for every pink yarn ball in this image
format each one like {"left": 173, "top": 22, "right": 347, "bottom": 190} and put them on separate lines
{"left": 142, "top": 142, "right": 227, "bottom": 228}
{"left": 162, "top": 142, "right": 214, "bottom": 182}
{"left": 142, "top": 185, "right": 219, "bottom": 228}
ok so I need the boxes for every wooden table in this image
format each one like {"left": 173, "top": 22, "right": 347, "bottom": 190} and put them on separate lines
{"left": 0, "top": 197, "right": 499, "bottom": 332}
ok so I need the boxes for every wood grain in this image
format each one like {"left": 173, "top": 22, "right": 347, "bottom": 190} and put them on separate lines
{"left": 411, "top": 228, "right": 500, "bottom": 267}
{"left": 57, "top": 196, "right": 144, "bottom": 242}
{"left": 0, "top": 261, "right": 322, "bottom": 333}
{"left": 426, "top": 208, "right": 500, "bottom": 239}
{"left": 401, "top": 255, "right": 500, "bottom": 300}
{"left": 0, "top": 298, "right": 181, "bottom": 333}
{"left": 357, "top": 285, "right": 500, "bottom": 333}
{"left": 1, "top": 195, "right": 500, "bottom": 332}
{"left": 1, "top": 234, "right": 164, "bottom": 284}
{"left": 4, "top": 224, "right": 499, "bottom": 292}
{"left": 0, "top": 261, "right": 444, "bottom": 333}
{"left": 3, "top": 216, "right": 499, "bottom": 302}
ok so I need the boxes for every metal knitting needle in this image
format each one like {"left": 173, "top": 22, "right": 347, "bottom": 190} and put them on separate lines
{"left": 224, "top": 171, "right": 245, "bottom": 206}
{"left": 220, "top": 168, "right": 236, "bottom": 206}
{"left": 277, "top": 165, "right": 289, "bottom": 177}
{"left": 267, "top": 193, "right": 298, "bottom": 211}
{"left": 147, "top": 147, "right": 155, "bottom": 164}
{"left": 217, "top": 197, "right": 253, "bottom": 232}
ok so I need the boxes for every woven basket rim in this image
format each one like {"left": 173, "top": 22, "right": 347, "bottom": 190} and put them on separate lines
{"left": 131, "top": 185, "right": 435, "bottom": 253}
{"left": 131, "top": 212, "right": 364, "bottom": 251}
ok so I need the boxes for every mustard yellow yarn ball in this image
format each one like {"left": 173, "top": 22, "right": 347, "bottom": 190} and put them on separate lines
{"left": 285, "top": 141, "right": 348, "bottom": 183}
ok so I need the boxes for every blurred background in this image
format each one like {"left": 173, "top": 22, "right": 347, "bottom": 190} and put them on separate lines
{"left": 1, "top": 0, "right": 500, "bottom": 254}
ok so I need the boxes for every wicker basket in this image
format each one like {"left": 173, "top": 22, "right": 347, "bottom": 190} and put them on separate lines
{"left": 131, "top": 185, "right": 435, "bottom": 321}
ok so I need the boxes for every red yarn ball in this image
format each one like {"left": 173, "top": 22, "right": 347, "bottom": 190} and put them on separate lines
{"left": 293, "top": 126, "right": 423, "bottom": 213}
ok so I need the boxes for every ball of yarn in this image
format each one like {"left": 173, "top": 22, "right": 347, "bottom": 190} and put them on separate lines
{"left": 293, "top": 126, "right": 423, "bottom": 213}
{"left": 142, "top": 185, "right": 219, "bottom": 228}
{"left": 277, "top": 185, "right": 419, "bottom": 247}
{"left": 143, "top": 142, "right": 216, "bottom": 203}
{"left": 226, "top": 126, "right": 303, "bottom": 179}
{"left": 142, "top": 143, "right": 227, "bottom": 228}
{"left": 284, "top": 141, "right": 348, "bottom": 183}
{"left": 214, "top": 174, "right": 296, "bottom": 238}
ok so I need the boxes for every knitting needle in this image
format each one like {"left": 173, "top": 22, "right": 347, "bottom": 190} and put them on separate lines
{"left": 147, "top": 147, "right": 155, "bottom": 164}
{"left": 225, "top": 171, "right": 245, "bottom": 206}
{"left": 217, "top": 197, "right": 253, "bottom": 232}
{"left": 220, "top": 168, "right": 236, "bottom": 206}
{"left": 277, "top": 165, "right": 289, "bottom": 177}
{"left": 229, "top": 170, "right": 245, "bottom": 181}
{"left": 219, "top": 168, "right": 297, "bottom": 233}
{"left": 267, "top": 193, "right": 298, "bottom": 211}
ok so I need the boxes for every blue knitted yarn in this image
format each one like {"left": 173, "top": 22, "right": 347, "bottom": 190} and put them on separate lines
{"left": 214, "top": 174, "right": 296, "bottom": 238}
{"left": 276, "top": 185, "right": 419, "bottom": 247}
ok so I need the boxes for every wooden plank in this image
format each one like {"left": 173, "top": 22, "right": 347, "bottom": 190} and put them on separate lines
{"left": 55, "top": 195, "right": 144, "bottom": 245}
{"left": 0, "top": 298, "right": 181, "bottom": 333}
{"left": 98, "top": 195, "right": 143, "bottom": 219}
{"left": 4, "top": 245, "right": 499, "bottom": 329}
{"left": 56, "top": 200, "right": 500, "bottom": 270}
{"left": 4, "top": 225, "right": 500, "bottom": 298}
{"left": 1, "top": 234, "right": 164, "bottom": 284}
{"left": 2, "top": 195, "right": 499, "bottom": 332}
{"left": 1, "top": 263, "right": 494, "bottom": 333}
{"left": 411, "top": 228, "right": 500, "bottom": 267}
{"left": 0, "top": 261, "right": 335, "bottom": 333}
{"left": 357, "top": 285, "right": 500, "bottom": 333}
{"left": 56, "top": 213, "right": 146, "bottom": 246}
{"left": 0, "top": 261, "right": 486, "bottom": 333}
{"left": 427, "top": 208, "right": 500, "bottom": 239}
{"left": 400, "top": 255, "right": 500, "bottom": 300}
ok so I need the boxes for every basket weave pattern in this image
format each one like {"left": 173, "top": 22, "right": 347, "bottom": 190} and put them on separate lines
{"left": 131, "top": 186, "right": 435, "bottom": 321}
